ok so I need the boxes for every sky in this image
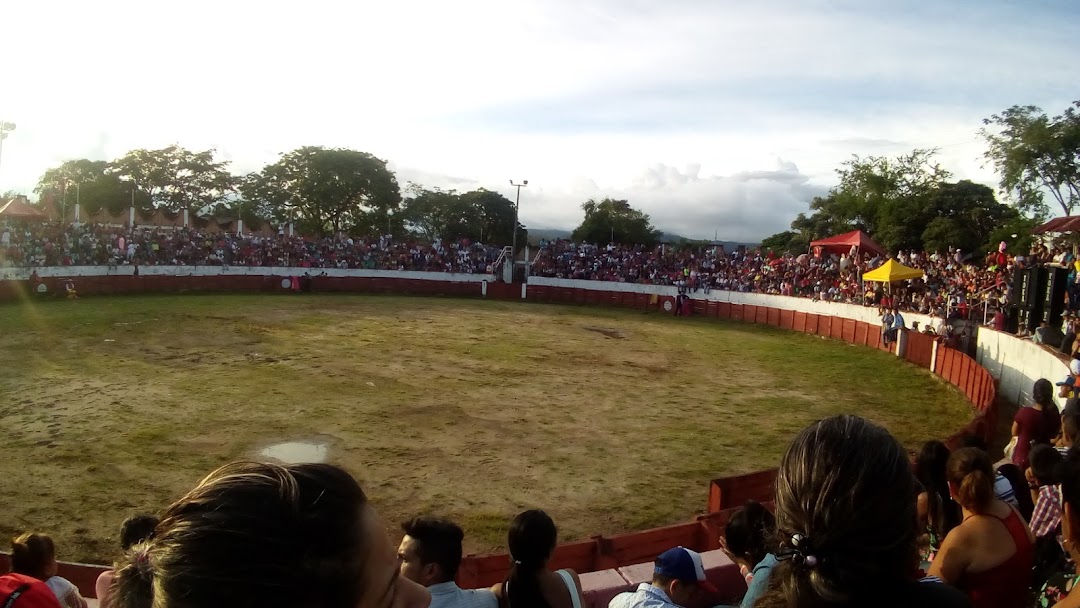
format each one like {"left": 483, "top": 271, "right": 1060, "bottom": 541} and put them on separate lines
{"left": 3, "top": 0, "right": 1078, "bottom": 240}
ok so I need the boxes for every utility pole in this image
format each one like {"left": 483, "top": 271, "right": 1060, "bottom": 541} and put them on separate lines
{"left": 510, "top": 180, "right": 528, "bottom": 262}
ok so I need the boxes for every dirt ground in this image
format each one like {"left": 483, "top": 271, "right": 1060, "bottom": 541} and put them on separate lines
{"left": 0, "top": 294, "right": 974, "bottom": 564}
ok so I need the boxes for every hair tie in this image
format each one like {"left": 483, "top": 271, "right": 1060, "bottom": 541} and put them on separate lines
{"left": 133, "top": 547, "right": 154, "bottom": 580}
{"left": 778, "top": 533, "right": 820, "bottom": 569}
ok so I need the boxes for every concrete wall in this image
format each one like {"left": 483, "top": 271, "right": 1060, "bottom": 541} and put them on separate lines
{"left": 0, "top": 265, "right": 492, "bottom": 283}
{"left": 528, "top": 276, "right": 940, "bottom": 328}
{"left": 976, "top": 327, "right": 1070, "bottom": 410}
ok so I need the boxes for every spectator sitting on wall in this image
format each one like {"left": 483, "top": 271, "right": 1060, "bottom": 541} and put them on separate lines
{"left": 1036, "top": 321, "right": 1066, "bottom": 347}
{"left": 716, "top": 501, "right": 777, "bottom": 608}
{"left": 0, "top": 573, "right": 61, "bottom": 608}
{"left": 398, "top": 517, "right": 496, "bottom": 608}
{"left": 10, "top": 533, "right": 87, "bottom": 608}
{"left": 928, "top": 447, "right": 1034, "bottom": 608}
{"left": 108, "top": 462, "right": 431, "bottom": 608}
{"left": 608, "top": 547, "right": 718, "bottom": 608}
{"left": 990, "top": 308, "right": 1007, "bottom": 332}
{"left": 491, "top": 510, "right": 585, "bottom": 608}
{"left": 94, "top": 514, "right": 159, "bottom": 608}
{"left": 1060, "top": 314, "right": 1077, "bottom": 354}
{"left": 755, "top": 415, "right": 971, "bottom": 608}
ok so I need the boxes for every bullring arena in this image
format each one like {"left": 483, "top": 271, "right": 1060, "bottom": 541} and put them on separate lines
{"left": 0, "top": 266, "right": 1063, "bottom": 606}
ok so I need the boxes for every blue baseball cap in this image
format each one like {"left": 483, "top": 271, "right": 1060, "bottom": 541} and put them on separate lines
{"left": 654, "top": 547, "right": 717, "bottom": 592}
{"left": 1057, "top": 376, "right": 1076, "bottom": 387}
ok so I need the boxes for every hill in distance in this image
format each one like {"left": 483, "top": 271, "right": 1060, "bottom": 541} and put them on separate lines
{"left": 528, "top": 227, "right": 757, "bottom": 249}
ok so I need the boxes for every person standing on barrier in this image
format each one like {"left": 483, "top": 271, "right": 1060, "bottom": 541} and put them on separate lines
{"left": 882, "top": 308, "right": 895, "bottom": 346}
{"left": 398, "top": 517, "right": 496, "bottom": 608}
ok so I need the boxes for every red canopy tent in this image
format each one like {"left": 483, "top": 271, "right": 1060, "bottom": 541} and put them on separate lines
{"left": 809, "top": 229, "right": 886, "bottom": 258}
{"left": 0, "top": 197, "right": 48, "bottom": 220}
{"left": 1033, "top": 216, "right": 1080, "bottom": 234}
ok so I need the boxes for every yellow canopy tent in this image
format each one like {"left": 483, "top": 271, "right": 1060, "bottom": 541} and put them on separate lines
{"left": 862, "top": 259, "right": 924, "bottom": 283}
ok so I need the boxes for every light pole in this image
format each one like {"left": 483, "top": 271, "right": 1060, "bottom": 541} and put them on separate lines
{"left": 0, "top": 122, "right": 16, "bottom": 184}
{"left": 510, "top": 180, "right": 528, "bottom": 264}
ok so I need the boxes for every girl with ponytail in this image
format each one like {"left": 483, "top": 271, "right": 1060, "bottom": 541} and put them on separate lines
{"left": 755, "top": 415, "right": 969, "bottom": 608}
{"left": 929, "top": 447, "right": 1035, "bottom": 608}
{"left": 492, "top": 510, "right": 584, "bottom": 608}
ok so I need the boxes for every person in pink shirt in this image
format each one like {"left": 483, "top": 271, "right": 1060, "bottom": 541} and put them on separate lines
{"left": 95, "top": 515, "right": 158, "bottom": 608}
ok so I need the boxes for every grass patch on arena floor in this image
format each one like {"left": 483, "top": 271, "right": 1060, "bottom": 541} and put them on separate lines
{"left": 0, "top": 294, "right": 974, "bottom": 563}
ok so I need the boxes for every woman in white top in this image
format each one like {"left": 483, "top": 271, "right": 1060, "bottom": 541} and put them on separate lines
{"left": 10, "top": 532, "right": 87, "bottom": 608}
{"left": 491, "top": 510, "right": 584, "bottom": 608}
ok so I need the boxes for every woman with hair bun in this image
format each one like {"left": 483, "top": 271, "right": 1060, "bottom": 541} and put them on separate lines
{"left": 928, "top": 447, "right": 1034, "bottom": 608}
{"left": 109, "top": 461, "right": 431, "bottom": 608}
{"left": 491, "top": 510, "right": 584, "bottom": 608}
{"left": 756, "top": 415, "right": 970, "bottom": 608}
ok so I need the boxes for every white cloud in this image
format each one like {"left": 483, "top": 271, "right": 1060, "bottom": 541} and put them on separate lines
{"left": 1, "top": 0, "right": 1076, "bottom": 239}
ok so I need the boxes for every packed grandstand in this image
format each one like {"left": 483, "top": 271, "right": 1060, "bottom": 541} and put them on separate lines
{"left": 8, "top": 219, "right": 1080, "bottom": 325}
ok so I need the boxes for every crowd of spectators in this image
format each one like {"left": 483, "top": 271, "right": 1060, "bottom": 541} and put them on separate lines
{"left": 0, "top": 222, "right": 501, "bottom": 273}
{"left": 8, "top": 221, "right": 1080, "bottom": 329}
{"left": 531, "top": 239, "right": 1080, "bottom": 321}
{"left": 9, "top": 410, "right": 1080, "bottom": 608}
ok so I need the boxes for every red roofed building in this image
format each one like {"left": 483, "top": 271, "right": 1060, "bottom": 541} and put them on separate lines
{"left": 0, "top": 195, "right": 48, "bottom": 221}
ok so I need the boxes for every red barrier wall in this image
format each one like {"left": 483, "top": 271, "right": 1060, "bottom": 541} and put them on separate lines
{"left": 0, "top": 276, "right": 999, "bottom": 597}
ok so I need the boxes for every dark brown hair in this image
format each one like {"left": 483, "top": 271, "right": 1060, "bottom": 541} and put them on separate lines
{"left": 401, "top": 517, "right": 465, "bottom": 583}
{"left": 724, "top": 500, "right": 777, "bottom": 568}
{"left": 757, "top": 415, "right": 919, "bottom": 607}
{"left": 111, "top": 461, "right": 370, "bottom": 608}
{"left": 505, "top": 510, "right": 558, "bottom": 608}
{"left": 946, "top": 447, "right": 994, "bottom": 513}
{"left": 10, "top": 533, "right": 55, "bottom": 581}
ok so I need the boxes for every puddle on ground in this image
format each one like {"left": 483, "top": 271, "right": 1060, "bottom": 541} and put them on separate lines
{"left": 259, "top": 441, "right": 329, "bottom": 464}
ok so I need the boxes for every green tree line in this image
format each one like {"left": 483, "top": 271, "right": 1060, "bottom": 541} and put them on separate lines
{"left": 763, "top": 99, "right": 1080, "bottom": 255}
{"left": 33, "top": 145, "right": 524, "bottom": 244}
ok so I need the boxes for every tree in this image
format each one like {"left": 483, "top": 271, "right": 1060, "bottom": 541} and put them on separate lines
{"left": 775, "top": 149, "right": 958, "bottom": 252}
{"left": 458, "top": 188, "right": 525, "bottom": 245}
{"left": 401, "top": 185, "right": 525, "bottom": 245}
{"left": 35, "top": 159, "right": 150, "bottom": 214}
{"left": 245, "top": 147, "right": 401, "bottom": 236}
{"left": 919, "top": 180, "right": 1019, "bottom": 253}
{"left": 981, "top": 101, "right": 1080, "bottom": 216}
{"left": 772, "top": 150, "right": 1019, "bottom": 254}
{"left": 109, "top": 145, "right": 235, "bottom": 212}
{"left": 570, "top": 198, "right": 661, "bottom": 245}
{"left": 760, "top": 230, "right": 809, "bottom": 254}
